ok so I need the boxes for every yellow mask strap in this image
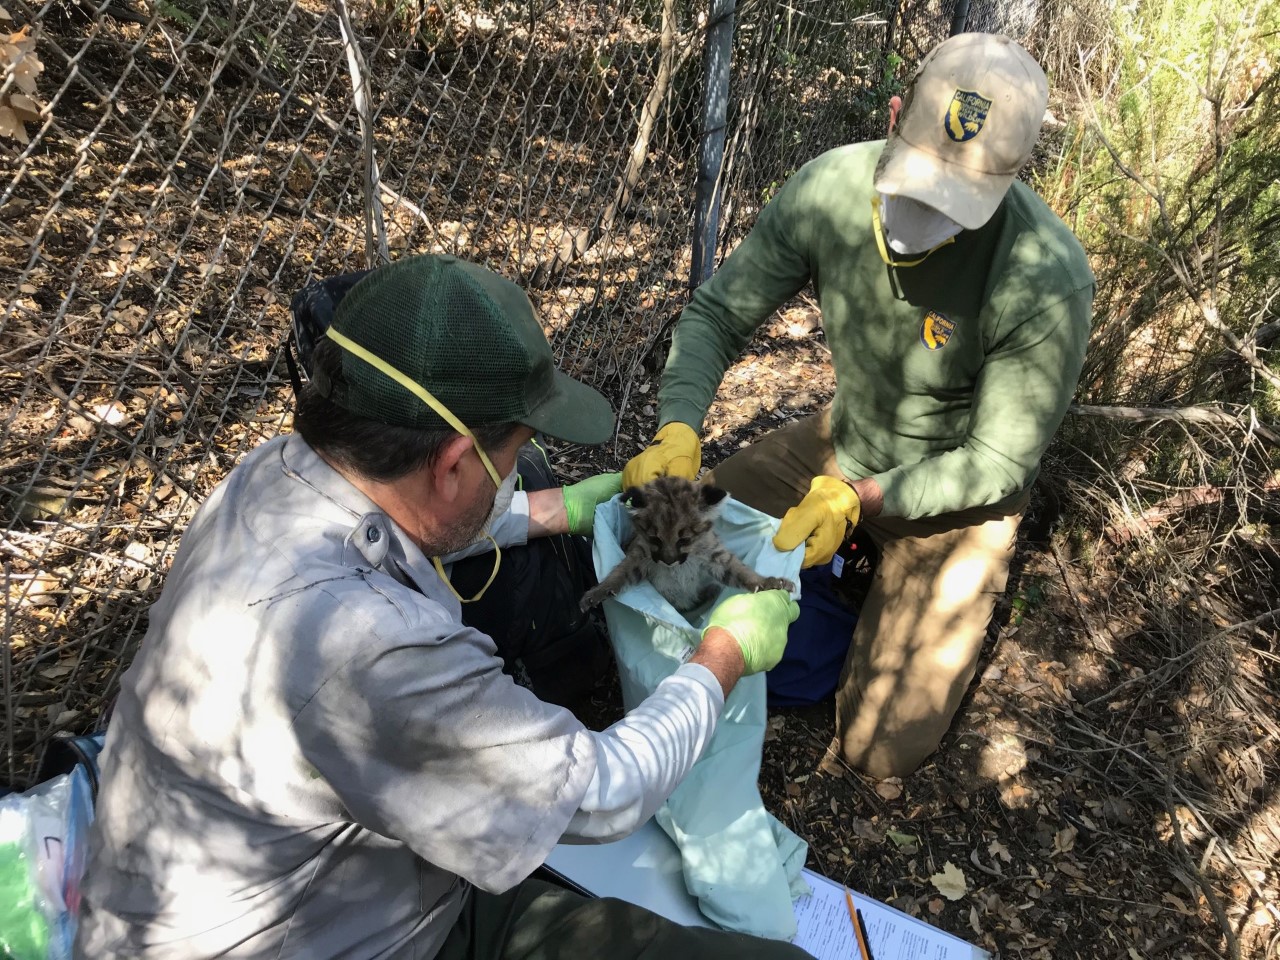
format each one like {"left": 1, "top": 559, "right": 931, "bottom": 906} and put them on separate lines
{"left": 432, "top": 537, "right": 502, "bottom": 604}
{"left": 871, "top": 195, "right": 956, "bottom": 268}
{"left": 324, "top": 326, "right": 503, "bottom": 488}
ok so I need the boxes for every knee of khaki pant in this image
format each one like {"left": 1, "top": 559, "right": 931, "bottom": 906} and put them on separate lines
{"left": 836, "top": 697, "right": 958, "bottom": 780}
{"left": 835, "top": 613, "right": 992, "bottom": 778}
{"left": 832, "top": 533, "right": 1014, "bottom": 779}
{"left": 834, "top": 586, "right": 993, "bottom": 783}
{"left": 835, "top": 663, "right": 961, "bottom": 778}
{"left": 704, "top": 411, "right": 841, "bottom": 518}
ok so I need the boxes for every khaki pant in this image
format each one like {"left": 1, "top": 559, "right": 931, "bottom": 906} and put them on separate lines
{"left": 437, "top": 878, "right": 814, "bottom": 959}
{"left": 707, "top": 411, "right": 1026, "bottom": 780}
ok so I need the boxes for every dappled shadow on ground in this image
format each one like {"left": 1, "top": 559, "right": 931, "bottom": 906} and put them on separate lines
{"left": 753, "top": 537, "right": 1277, "bottom": 960}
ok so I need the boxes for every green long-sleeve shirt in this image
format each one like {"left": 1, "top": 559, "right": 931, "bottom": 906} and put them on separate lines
{"left": 659, "top": 142, "right": 1094, "bottom": 520}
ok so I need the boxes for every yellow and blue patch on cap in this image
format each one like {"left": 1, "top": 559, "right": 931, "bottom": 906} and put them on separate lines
{"left": 920, "top": 311, "right": 955, "bottom": 350}
{"left": 944, "top": 89, "right": 992, "bottom": 142}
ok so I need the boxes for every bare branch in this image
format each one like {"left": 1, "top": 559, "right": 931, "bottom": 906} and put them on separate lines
{"left": 335, "top": 0, "right": 388, "bottom": 267}
{"left": 1102, "top": 476, "right": 1280, "bottom": 545}
{"left": 1049, "top": 540, "right": 1116, "bottom": 656}
{"left": 1246, "top": 316, "right": 1280, "bottom": 350}
{"left": 1068, "top": 402, "right": 1280, "bottom": 443}
{"left": 1198, "top": 297, "right": 1280, "bottom": 392}
{"left": 1082, "top": 607, "right": 1280, "bottom": 708}
{"left": 1166, "top": 781, "right": 1242, "bottom": 960}
{"left": 1067, "top": 722, "right": 1280, "bottom": 928}
{"left": 527, "top": 0, "right": 693, "bottom": 287}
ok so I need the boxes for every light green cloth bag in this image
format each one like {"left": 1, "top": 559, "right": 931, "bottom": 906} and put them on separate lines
{"left": 591, "top": 493, "right": 809, "bottom": 940}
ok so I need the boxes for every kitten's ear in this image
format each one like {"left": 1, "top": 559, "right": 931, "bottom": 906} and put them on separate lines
{"left": 700, "top": 485, "right": 729, "bottom": 506}
{"left": 623, "top": 487, "right": 647, "bottom": 508}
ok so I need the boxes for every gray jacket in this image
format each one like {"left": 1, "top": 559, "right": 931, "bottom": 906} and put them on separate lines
{"left": 75, "top": 434, "right": 596, "bottom": 959}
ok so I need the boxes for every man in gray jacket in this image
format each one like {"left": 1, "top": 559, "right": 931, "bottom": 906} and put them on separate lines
{"left": 75, "top": 255, "right": 805, "bottom": 959}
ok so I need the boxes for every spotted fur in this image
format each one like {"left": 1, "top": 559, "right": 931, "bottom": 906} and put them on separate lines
{"left": 580, "top": 476, "right": 796, "bottom": 613}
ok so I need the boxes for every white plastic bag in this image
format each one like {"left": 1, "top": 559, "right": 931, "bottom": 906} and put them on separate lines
{"left": 0, "top": 767, "right": 94, "bottom": 960}
{"left": 591, "top": 493, "right": 809, "bottom": 939}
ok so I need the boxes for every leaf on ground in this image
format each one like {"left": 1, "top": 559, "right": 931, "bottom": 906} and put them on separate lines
{"left": 0, "top": 103, "right": 27, "bottom": 143}
{"left": 886, "top": 829, "right": 919, "bottom": 852}
{"left": 875, "top": 779, "right": 903, "bottom": 800}
{"left": 4, "top": 28, "right": 44, "bottom": 94}
{"left": 7, "top": 91, "right": 39, "bottom": 122}
{"left": 988, "top": 839, "right": 1012, "bottom": 863}
{"left": 1162, "top": 892, "right": 1196, "bottom": 916}
{"left": 930, "top": 861, "right": 968, "bottom": 901}
{"left": 848, "top": 818, "right": 880, "bottom": 841}
{"left": 764, "top": 715, "right": 783, "bottom": 742}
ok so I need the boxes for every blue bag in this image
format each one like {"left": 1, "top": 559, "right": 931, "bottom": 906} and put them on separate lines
{"left": 766, "top": 567, "right": 857, "bottom": 707}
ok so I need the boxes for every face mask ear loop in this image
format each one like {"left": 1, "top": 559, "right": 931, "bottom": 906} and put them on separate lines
{"left": 432, "top": 537, "right": 502, "bottom": 604}
{"left": 325, "top": 326, "right": 507, "bottom": 603}
{"left": 871, "top": 195, "right": 956, "bottom": 268}
{"left": 324, "top": 326, "right": 503, "bottom": 488}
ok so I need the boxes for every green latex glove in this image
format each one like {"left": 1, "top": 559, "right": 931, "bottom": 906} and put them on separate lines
{"left": 563, "top": 472, "right": 623, "bottom": 535}
{"left": 702, "top": 589, "right": 800, "bottom": 675}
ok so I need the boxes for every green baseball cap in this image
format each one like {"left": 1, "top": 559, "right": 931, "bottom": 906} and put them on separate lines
{"left": 325, "top": 254, "right": 614, "bottom": 445}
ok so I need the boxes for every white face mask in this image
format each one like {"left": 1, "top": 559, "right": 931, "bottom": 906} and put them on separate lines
{"left": 479, "top": 466, "right": 518, "bottom": 536}
{"left": 433, "top": 460, "right": 517, "bottom": 605}
{"left": 878, "top": 193, "right": 964, "bottom": 254}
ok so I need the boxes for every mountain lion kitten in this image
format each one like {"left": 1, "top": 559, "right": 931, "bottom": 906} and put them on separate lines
{"left": 580, "top": 476, "right": 796, "bottom": 613}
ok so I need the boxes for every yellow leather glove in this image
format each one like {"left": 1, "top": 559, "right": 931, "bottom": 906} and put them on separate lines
{"left": 622, "top": 422, "right": 702, "bottom": 488}
{"left": 773, "top": 475, "right": 861, "bottom": 569}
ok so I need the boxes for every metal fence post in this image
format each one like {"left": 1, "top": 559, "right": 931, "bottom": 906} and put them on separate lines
{"left": 690, "top": 0, "right": 736, "bottom": 290}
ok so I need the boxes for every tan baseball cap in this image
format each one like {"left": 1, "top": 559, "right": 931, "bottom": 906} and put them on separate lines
{"left": 873, "top": 33, "right": 1048, "bottom": 230}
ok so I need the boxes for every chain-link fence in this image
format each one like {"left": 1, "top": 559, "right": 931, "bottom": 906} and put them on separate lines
{"left": 0, "top": 0, "right": 1051, "bottom": 786}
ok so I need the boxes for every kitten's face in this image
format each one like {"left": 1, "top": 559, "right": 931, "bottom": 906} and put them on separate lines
{"left": 625, "top": 477, "right": 728, "bottom": 565}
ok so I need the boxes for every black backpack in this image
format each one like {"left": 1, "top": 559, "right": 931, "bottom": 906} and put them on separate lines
{"left": 448, "top": 440, "right": 612, "bottom": 708}
{"left": 287, "top": 272, "right": 613, "bottom": 709}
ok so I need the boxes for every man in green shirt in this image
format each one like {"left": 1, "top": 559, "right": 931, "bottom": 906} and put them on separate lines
{"left": 625, "top": 34, "right": 1093, "bottom": 779}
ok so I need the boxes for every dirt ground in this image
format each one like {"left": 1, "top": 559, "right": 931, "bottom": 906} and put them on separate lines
{"left": 568, "top": 307, "right": 1280, "bottom": 960}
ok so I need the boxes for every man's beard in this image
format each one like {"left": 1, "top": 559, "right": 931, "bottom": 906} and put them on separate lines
{"left": 426, "top": 467, "right": 517, "bottom": 556}
{"left": 428, "top": 485, "right": 494, "bottom": 556}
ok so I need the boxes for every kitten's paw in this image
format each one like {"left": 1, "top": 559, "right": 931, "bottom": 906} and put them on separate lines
{"left": 579, "top": 588, "right": 609, "bottom": 611}
{"left": 757, "top": 577, "right": 797, "bottom": 594}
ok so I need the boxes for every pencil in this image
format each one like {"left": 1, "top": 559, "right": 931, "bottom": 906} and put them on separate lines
{"left": 844, "top": 886, "right": 874, "bottom": 960}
